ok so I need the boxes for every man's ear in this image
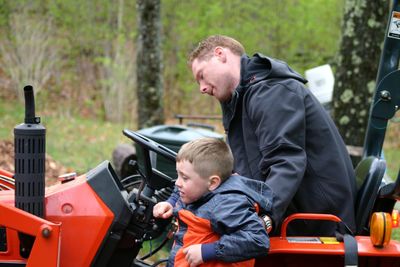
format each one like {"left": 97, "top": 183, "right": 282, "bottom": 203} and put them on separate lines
{"left": 208, "top": 175, "right": 221, "bottom": 191}
{"left": 214, "top": 46, "right": 227, "bottom": 62}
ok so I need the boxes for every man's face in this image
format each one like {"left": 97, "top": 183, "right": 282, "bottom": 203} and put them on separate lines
{"left": 175, "top": 160, "right": 210, "bottom": 204}
{"left": 191, "top": 53, "right": 237, "bottom": 102}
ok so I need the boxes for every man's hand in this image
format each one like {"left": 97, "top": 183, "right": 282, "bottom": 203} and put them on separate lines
{"left": 153, "top": 202, "right": 173, "bottom": 219}
{"left": 183, "top": 244, "right": 203, "bottom": 267}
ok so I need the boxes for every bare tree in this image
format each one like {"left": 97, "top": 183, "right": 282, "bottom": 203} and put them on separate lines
{"left": 0, "top": 12, "right": 58, "bottom": 100}
{"left": 136, "top": 0, "right": 164, "bottom": 128}
{"left": 99, "top": 0, "right": 137, "bottom": 123}
{"left": 332, "top": 0, "right": 389, "bottom": 166}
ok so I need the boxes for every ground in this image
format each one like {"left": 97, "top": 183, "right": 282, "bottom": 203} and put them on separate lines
{"left": 0, "top": 140, "right": 67, "bottom": 186}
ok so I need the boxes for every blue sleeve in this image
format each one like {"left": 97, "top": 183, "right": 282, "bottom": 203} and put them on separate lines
{"left": 166, "top": 186, "right": 179, "bottom": 206}
{"left": 207, "top": 194, "right": 269, "bottom": 262}
{"left": 201, "top": 243, "right": 216, "bottom": 262}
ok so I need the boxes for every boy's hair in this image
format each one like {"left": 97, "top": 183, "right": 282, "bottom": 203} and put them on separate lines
{"left": 188, "top": 35, "right": 245, "bottom": 65}
{"left": 177, "top": 137, "right": 233, "bottom": 181}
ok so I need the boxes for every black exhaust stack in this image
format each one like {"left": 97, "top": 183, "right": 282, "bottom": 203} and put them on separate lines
{"left": 14, "top": 85, "right": 46, "bottom": 258}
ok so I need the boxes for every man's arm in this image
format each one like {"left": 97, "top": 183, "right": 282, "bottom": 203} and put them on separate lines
{"left": 246, "top": 81, "right": 307, "bottom": 228}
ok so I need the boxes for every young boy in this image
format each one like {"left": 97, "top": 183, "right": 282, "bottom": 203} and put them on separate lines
{"left": 153, "top": 138, "right": 273, "bottom": 267}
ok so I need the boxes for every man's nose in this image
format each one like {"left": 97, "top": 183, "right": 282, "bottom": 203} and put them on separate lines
{"left": 199, "top": 82, "right": 209, "bottom": 94}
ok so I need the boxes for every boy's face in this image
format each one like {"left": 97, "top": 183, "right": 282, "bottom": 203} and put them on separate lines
{"left": 175, "top": 160, "right": 210, "bottom": 204}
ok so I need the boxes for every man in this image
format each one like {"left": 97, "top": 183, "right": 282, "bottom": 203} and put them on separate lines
{"left": 188, "top": 35, "right": 357, "bottom": 236}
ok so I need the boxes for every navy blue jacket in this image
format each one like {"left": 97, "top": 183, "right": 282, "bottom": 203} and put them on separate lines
{"left": 167, "top": 175, "right": 272, "bottom": 266}
{"left": 221, "top": 54, "right": 357, "bottom": 236}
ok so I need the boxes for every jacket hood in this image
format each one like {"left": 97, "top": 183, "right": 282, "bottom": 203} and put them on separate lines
{"left": 221, "top": 53, "right": 307, "bottom": 130}
{"left": 213, "top": 175, "right": 273, "bottom": 214}
{"left": 239, "top": 53, "right": 307, "bottom": 87}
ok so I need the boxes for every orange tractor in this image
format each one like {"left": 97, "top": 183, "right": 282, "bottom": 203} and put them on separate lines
{"left": 1, "top": 3, "right": 400, "bottom": 267}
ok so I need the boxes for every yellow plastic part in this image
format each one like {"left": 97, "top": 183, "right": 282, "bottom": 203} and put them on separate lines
{"left": 392, "top": 209, "right": 399, "bottom": 228}
{"left": 370, "top": 212, "right": 392, "bottom": 247}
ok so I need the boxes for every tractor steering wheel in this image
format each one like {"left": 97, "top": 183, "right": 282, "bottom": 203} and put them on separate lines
{"left": 122, "top": 129, "right": 176, "bottom": 191}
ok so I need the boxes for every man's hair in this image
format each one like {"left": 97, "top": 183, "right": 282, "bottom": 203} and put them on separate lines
{"left": 188, "top": 35, "right": 245, "bottom": 65}
{"left": 177, "top": 137, "right": 233, "bottom": 181}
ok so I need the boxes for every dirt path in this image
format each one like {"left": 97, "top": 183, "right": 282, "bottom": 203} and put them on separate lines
{"left": 0, "top": 140, "right": 67, "bottom": 185}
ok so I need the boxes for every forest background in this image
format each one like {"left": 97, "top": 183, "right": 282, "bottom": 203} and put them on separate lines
{"left": 0, "top": 0, "right": 399, "bottom": 179}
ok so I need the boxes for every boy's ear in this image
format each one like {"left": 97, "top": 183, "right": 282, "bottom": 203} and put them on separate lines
{"left": 208, "top": 175, "right": 221, "bottom": 191}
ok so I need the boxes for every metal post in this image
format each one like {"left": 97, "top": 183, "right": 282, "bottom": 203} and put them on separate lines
{"left": 363, "top": 0, "right": 400, "bottom": 158}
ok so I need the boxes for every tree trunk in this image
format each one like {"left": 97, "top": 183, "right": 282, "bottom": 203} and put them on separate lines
{"left": 136, "top": 0, "right": 164, "bottom": 128}
{"left": 333, "top": 0, "right": 389, "bottom": 166}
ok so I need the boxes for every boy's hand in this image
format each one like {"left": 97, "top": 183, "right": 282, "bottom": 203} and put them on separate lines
{"left": 183, "top": 244, "right": 203, "bottom": 267}
{"left": 153, "top": 202, "right": 173, "bottom": 219}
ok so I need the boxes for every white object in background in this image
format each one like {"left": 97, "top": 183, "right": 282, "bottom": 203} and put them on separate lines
{"left": 305, "top": 64, "right": 334, "bottom": 105}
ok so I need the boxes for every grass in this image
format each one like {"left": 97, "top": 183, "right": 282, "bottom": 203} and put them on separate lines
{"left": 383, "top": 140, "right": 400, "bottom": 181}
{"left": 393, "top": 227, "right": 400, "bottom": 241}
{"left": 383, "top": 115, "right": 400, "bottom": 180}
{"left": 0, "top": 99, "right": 134, "bottom": 175}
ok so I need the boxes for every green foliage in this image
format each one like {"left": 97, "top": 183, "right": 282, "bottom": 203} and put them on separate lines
{"left": 393, "top": 227, "right": 400, "bottom": 241}
{"left": 162, "top": 0, "right": 344, "bottom": 73}
{"left": 0, "top": 0, "right": 11, "bottom": 30}
{"left": 48, "top": 2, "right": 131, "bottom": 57}
{"left": 0, "top": 0, "right": 345, "bottom": 119}
{"left": 384, "top": 123, "right": 400, "bottom": 181}
{"left": 161, "top": 0, "right": 345, "bottom": 115}
{"left": 385, "top": 150, "right": 400, "bottom": 181}
{"left": 0, "top": 101, "right": 24, "bottom": 140}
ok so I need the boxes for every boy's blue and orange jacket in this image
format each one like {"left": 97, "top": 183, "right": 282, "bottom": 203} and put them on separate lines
{"left": 167, "top": 175, "right": 273, "bottom": 267}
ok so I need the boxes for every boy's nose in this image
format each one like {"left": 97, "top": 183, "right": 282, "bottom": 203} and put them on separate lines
{"left": 175, "top": 177, "right": 182, "bottom": 187}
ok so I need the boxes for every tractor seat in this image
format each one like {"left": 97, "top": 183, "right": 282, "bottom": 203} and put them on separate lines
{"left": 354, "top": 156, "right": 386, "bottom": 235}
